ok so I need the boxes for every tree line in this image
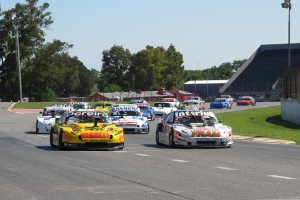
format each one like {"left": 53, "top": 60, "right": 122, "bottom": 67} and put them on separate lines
{"left": 0, "top": 0, "right": 246, "bottom": 102}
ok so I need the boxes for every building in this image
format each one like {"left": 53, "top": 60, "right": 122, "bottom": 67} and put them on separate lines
{"left": 220, "top": 43, "right": 300, "bottom": 98}
{"left": 184, "top": 80, "right": 227, "bottom": 100}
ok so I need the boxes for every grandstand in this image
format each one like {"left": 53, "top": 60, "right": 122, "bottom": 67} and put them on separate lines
{"left": 219, "top": 43, "right": 300, "bottom": 98}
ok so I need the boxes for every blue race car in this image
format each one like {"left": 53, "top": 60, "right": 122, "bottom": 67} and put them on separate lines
{"left": 210, "top": 98, "right": 233, "bottom": 109}
{"left": 135, "top": 103, "right": 155, "bottom": 121}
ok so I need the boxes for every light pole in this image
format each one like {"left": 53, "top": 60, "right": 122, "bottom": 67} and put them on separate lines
{"left": 132, "top": 74, "right": 135, "bottom": 98}
{"left": 13, "top": 17, "right": 23, "bottom": 102}
{"left": 281, "top": 0, "right": 292, "bottom": 98}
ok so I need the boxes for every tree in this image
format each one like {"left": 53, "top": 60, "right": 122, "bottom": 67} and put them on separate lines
{"left": 100, "top": 45, "right": 132, "bottom": 92}
{"left": 0, "top": 0, "right": 53, "bottom": 101}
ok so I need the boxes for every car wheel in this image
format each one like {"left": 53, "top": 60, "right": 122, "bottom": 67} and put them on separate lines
{"left": 118, "top": 143, "right": 124, "bottom": 150}
{"left": 156, "top": 128, "right": 162, "bottom": 145}
{"left": 36, "top": 121, "right": 39, "bottom": 133}
{"left": 146, "top": 124, "right": 150, "bottom": 134}
{"left": 169, "top": 129, "right": 175, "bottom": 147}
{"left": 50, "top": 128, "right": 55, "bottom": 147}
{"left": 58, "top": 130, "right": 64, "bottom": 150}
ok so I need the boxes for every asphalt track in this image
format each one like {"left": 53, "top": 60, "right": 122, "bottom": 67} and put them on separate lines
{"left": 0, "top": 102, "right": 300, "bottom": 200}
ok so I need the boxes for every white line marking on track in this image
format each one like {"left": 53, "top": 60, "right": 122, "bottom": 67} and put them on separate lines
{"left": 172, "top": 159, "right": 189, "bottom": 163}
{"left": 36, "top": 135, "right": 48, "bottom": 138}
{"left": 214, "top": 166, "right": 238, "bottom": 171}
{"left": 135, "top": 154, "right": 151, "bottom": 157}
{"left": 268, "top": 175, "right": 297, "bottom": 180}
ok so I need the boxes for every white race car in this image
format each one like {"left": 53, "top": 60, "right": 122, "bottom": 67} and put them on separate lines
{"left": 181, "top": 99, "right": 204, "bottom": 110}
{"left": 153, "top": 102, "right": 177, "bottom": 118}
{"left": 110, "top": 105, "right": 149, "bottom": 134}
{"left": 156, "top": 110, "right": 233, "bottom": 148}
{"left": 36, "top": 106, "right": 73, "bottom": 134}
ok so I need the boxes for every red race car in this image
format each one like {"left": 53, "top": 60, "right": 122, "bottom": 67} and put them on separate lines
{"left": 236, "top": 96, "right": 256, "bottom": 106}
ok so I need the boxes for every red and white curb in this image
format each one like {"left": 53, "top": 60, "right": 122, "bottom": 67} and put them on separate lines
{"left": 233, "top": 135, "right": 296, "bottom": 145}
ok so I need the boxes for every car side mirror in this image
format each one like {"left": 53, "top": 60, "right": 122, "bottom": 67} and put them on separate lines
{"left": 218, "top": 120, "right": 223, "bottom": 123}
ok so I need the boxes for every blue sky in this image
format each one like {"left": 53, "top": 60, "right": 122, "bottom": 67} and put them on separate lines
{"left": 2, "top": 0, "right": 300, "bottom": 71}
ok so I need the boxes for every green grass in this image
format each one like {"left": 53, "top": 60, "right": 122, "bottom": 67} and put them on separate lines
{"left": 12, "top": 102, "right": 300, "bottom": 145}
{"left": 215, "top": 106, "right": 300, "bottom": 145}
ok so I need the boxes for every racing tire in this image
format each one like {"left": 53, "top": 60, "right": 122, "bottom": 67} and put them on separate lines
{"left": 35, "top": 121, "right": 39, "bottom": 133}
{"left": 118, "top": 143, "right": 124, "bottom": 150}
{"left": 145, "top": 124, "right": 150, "bottom": 134}
{"left": 58, "top": 130, "right": 64, "bottom": 150}
{"left": 169, "top": 129, "right": 175, "bottom": 148}
{"left": 50, "top": 128, "right": 55, "bottom": 147}
{"left": 156, "top": 128, "right": 162, "bottom": 145}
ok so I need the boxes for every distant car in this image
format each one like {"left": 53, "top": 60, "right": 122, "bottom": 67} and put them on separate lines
{"left": 181, "top": 99, "right": 204, "bottom": 110}
{"left": 153, "top": 102, "right": 178, "bottom": 118}
{"left": 129, "top": 99, "right": 149, "bottom": 104}
{"left": 135, "top": 103, "right": 155, "bottom": 121}
{"left": 50, "top": 109, "right": 124, "bottom": 150}
{"left": 220, "top": 95, "right": 234, "bottom": 102}
{"left": 210, "top": 98, "right": 233, "bottom": 109}
{"left": 110, "top": 105, "right": 149, "bottom": 134}
{"left": 73, "top": 102, "right": 90, "bottom": 109}
{"left": 93, "top": 101, "right": 115, "bottom": 114}
{"left": 36, "top": 106, "right": 74, "bottom": 134}
{"left": 155, "top": 110, "right": 233, "bottom": 148}
{"left": 236, "top": 96, "right": 256, "bottom": 106}
{"left": 188, "top": 96, "right": 204, "bottom": 103}
{"left": 161, "top": 98, "right": 180, "bottom": 108}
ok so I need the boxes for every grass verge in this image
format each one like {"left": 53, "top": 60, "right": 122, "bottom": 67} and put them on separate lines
{"left": 215, "top": 105, "right": 300, "bottom": 145}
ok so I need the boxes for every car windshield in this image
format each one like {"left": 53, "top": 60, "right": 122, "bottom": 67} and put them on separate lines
{"left": 154, "top": 103, "right": 171, "bottom": 107}
{"left": 66, "top": 111, "right": 111, "bottom": 124}
{"left": 215, "top": 98, "right": 226, "bottom": 102}
{"left": 111, "top": 111, "right": 141, "bottom": 117}
{"left": 175, "top": 115, "right": 218, "bottom": 126}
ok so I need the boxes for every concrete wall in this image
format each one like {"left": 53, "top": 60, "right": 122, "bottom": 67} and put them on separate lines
{"left": 281, "top": 100, "right": 300, "bottom": 125}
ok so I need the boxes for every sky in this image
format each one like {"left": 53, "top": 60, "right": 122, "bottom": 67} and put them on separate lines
{"left": 2, "top": 0, "right": 300, "bottom": 71}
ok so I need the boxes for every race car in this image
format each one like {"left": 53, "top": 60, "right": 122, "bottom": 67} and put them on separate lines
{"left": 161, "top": 98, "right": 180, "bottom": 108}
{"left": 135, "top": 103, "right": 155, "bottom": 121}
{"left": 50, "top": 109, "right": 124, "bottom": 150}
{"left": 181, "top": 99, "right": 205, "bottom": 110}
{"left": 129, "top": 99, "right": 149, "bottom": 104}
{"left": 110, "top": 105, "right": 149, "bottom": 134}
{"left": 36, "top": 106, "right": 73, "bottom": 134}
{"left": 153, "top": 102, "right": 178, "bottom": 118}
{"left": 93, "top": 101, "right": 115, "bottom": 114}
{"left": 236, "top": 96, "right": 256, "bottom": 106}
{"left": 210, "top": 98, "right": 233, "bottom": 109}
{"left": 156, "top": 110, "right": 233, "bottom": 148}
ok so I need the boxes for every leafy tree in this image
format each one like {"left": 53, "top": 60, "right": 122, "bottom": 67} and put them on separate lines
{"left": 100, "top": 45, "right": 132, "bottom": 91}
{"left": 40, "top": 87, "right": 56, "bottom": 101}
{"left": 0, "top": 0, "right": 53, "bottom": 101}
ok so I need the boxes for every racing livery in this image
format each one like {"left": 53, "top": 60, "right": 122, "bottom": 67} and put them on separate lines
{"left": 50, "top": 109, "right": 124, "bottom": 150}
{"left": 153, "top": 102, "right": 177, "bottom": 118}
{"left": 36, "top": 106, "right": 73, "bottom": 134}
{"left": 110, "top": 105, "right": 149, "bottom": 134}
{"left": 135, "top": 103, "right": 155, "bottom": 121}
{"left": 156, "top": 110, "right": 233, "bottom": 148}
{"left": 236, "top": 96, "right": 256, "bottom": 106}
{"left": 210, "top": 98, "right": 233, "bottom": 109}
{"left": 181, "top": 99, "right": 205, "bottom": 110}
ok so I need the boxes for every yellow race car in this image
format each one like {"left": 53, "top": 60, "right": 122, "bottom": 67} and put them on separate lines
{"left": 50, "top": 109, "right": 124, "bottom": 150}
{"left": 93, "top": 101, "right": 115, "bottom": 114}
